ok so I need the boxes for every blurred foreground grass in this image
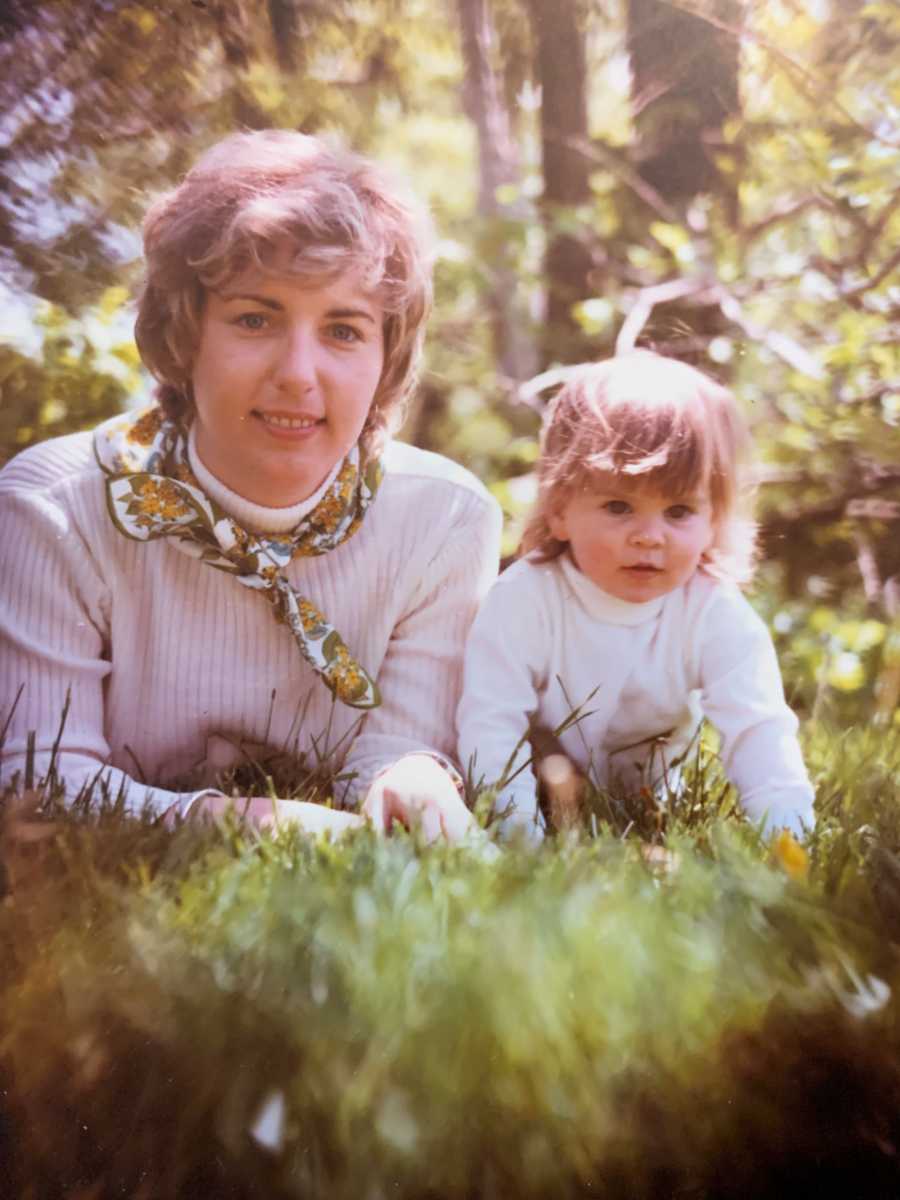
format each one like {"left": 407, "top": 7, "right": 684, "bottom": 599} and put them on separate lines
{"left": 3, "top": 723, "right": 900, "bottom": 1198}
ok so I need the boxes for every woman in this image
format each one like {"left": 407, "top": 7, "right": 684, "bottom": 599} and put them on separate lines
{"left": 0, "top": 130, "right": 501, "bottom": 840}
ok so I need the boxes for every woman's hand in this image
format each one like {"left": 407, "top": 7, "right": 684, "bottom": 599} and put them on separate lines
{"left": 190, "top": 794, "right": 363, "bottom": 836}
{"left": 362, "top": 754, "right": 475, "bottom": 843}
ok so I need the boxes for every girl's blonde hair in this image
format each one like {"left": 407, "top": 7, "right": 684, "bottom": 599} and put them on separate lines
{"left": 519, "top": 351, "right": 757, "bottom": 584}
{"left": 135, "top": 129, "right": 433, "bottom": 457}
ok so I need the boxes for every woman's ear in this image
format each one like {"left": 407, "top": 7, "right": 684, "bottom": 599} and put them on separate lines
{"left": 547, "top": 504, "right": 569, "bottom": 543}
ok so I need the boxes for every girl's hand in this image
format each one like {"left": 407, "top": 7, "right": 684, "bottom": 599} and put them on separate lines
{"left": 362, "top": 754, "right": 475, "bottom": 843}
{"left": 190, "top": 794, "right": 363, "bottom": 836}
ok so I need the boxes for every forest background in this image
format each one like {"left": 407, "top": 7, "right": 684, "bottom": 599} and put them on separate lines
{"left": 1, "top": 0, "right": 899, "bottom": 728}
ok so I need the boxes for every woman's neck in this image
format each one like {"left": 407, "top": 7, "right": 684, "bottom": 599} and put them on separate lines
{"left": 187, "top": 426, "right": 341, "bottom": 533}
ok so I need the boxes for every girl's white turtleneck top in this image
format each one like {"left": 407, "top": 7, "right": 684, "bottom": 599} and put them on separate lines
{"left": 457, "top": 553, "right": 815, "bottom": 838}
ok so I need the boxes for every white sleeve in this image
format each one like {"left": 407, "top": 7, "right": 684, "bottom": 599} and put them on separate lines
{"left": 697, "top": 588, "right": 815, "bottom": 837}
{"left": 0, "top": 484, "right": 203, "bottom": 820}
{"left": 457, "top": 570, "right": 547, "bottom": 832}
{"left": 339, "top": 489, "right": 502, "bottom": 804}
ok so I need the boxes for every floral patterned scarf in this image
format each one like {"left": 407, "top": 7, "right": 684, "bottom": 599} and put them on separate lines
{"left": 94, "top": 405, "right": 382, "bottom": 709}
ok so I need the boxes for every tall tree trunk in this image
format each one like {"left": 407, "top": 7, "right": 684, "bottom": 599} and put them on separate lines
{"left": 627, "top": 0, "right": 740, "bottom": 214}
{"left": 524, "top": 0, "right": 594, "bottom": 363}
{"left": 267, "top": 0, "right": 300, "bottom": 73}
{"left": 457, "top": 0, "right": 537, "bottom": 386}
{"left": 623, "top": 0, "right": 742, "bottom": 360}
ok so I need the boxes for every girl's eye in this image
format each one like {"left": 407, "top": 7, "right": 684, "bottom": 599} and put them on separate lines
{"left": 234, "top": 312, "right": 270, "bottom": 331}
{"left": 667, "top": 504, "right": 694, "bottom": 520}
{"left": 603, "top": 500, "right": 631, "bottom": 515}
{"left": 329, "top": 323, "right": 362, "bottom": 344}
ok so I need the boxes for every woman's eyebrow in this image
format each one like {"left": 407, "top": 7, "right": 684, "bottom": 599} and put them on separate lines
{"left": 214, "top": 294, "right": 377, "bottom": 323}
{"left": 217, "top": 291, "right": 283, "bottom": 310}
{"left": 325, "top": 307, "right": 377, "bottom": 323}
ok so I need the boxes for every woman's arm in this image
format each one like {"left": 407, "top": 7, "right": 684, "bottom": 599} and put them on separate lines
{"left": 698, "top": 587, "right": 815, "bottom": 837}
{"left": 0, "top": 464, "right": 337, "bottom": 834}
{"left": 189, "top": 794, "right": 363, "bottom": 834}
{"left": 0, "top": 469, "right": 191, "bottom": 817}
{"left": 341, "top": 485, "right": 502, "bottom": 832}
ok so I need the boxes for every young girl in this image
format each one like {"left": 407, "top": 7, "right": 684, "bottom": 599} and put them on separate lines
{"left": 457, "top": 351, "right": 815, "bottom": 841}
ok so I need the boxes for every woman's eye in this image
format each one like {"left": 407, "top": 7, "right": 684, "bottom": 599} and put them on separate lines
{"left": 329, "top": 323, "right": 363, "bottom": 344}
{"left": 235, "top": 312, "right": 269, "bottom": 331}
{"left": 603, "top": 500, "right": 630, "bottom": 515}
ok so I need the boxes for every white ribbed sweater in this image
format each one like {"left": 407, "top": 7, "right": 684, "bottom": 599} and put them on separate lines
{"left": 457, "top": 554, "right": 815, "bottom": 837}
{"left": 0, "top": 429, "right": 502, "bottom": 817}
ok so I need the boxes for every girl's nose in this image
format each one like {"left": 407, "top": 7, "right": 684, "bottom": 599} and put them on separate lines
{"left": 629, "top": 518, "right": 664, "bottom": 546}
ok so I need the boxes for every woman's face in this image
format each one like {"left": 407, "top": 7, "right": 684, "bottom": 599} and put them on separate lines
{"left": 190, "top": 267, "right": 384, "bottom": 507}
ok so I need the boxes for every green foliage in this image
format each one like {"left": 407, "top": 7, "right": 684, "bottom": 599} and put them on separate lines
{"left": 3, "top": 726, "right": 900, "bottom": 1196}
{"left": 4, "top": 1, "right": 898, "bottom": 677}
{"left": 0, "top": 299, "right": 139, "bottom": 465}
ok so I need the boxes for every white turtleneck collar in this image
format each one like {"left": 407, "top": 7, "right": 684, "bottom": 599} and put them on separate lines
{"left": 187, "top": 426, "right": 341, "bottom": 534}
{"left": 557, "top": 551, "right": 666, "bottom": 626}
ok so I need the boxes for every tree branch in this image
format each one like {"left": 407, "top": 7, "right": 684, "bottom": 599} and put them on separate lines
{"left": 841, "top": 247, "right": 900, "bottom": 300}
{"left": 761, "top": 467, "right": 900, "bottom": 543}
{"left": 615, "top": 277, "right": 712, "bottom": 353}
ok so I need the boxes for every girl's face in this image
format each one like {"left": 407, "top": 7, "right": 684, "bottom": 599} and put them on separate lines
{"left": 190, "top": 266, "right": 384, "bottom": 507}
{"left": 548, "top": 476, "right": 715, "bottom": 603}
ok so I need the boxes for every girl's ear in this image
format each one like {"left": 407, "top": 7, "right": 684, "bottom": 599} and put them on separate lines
{"left": 699, "top": 511, "right": 719, "bottom": 564}
{"left": 705, "top": 510, "right": 720, "bottom": 553}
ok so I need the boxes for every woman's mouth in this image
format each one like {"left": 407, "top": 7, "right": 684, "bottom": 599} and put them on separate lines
{"left": 255, "top": 411, "right": 321, "bottom": 429}
{"left": 253, "top": 411, "right": 323, "bottom": 437}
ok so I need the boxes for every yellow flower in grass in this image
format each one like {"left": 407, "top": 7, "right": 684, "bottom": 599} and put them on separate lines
{"left": 126, "top": 408, "right": 164, "bottom": 446}
{"left": 771, "top": 829, "right": 809, "bottom": 880}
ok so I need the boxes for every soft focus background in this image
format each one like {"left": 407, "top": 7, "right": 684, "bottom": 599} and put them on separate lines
{"left": 2, "top": 0, "right": 899, "bottom": 728}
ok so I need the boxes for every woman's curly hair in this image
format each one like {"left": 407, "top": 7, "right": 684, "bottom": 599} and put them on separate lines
{"left": 134, "top": 129, "right": 433, "bottom": 457}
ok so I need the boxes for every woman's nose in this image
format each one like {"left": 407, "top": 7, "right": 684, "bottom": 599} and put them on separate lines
{"left": 274, "top": 328, "right": 317, "bottom": 392}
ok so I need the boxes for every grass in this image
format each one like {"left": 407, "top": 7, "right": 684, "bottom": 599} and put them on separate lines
{"left": 2, "top": 722, "right": 900, "bottom": 1197}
